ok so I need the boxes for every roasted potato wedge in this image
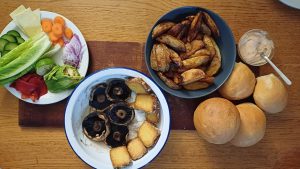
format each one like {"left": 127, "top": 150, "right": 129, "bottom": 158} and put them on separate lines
{"left": 199, "top": 76, "right": 215, "bottom": 83}
{"left": 195, "top": 33, "right": 204, "bottom": 40}
{"left": 190, "top": 49, "right": 211, "bottom": 58}
{"left": 157, "top": 72, "right": 181, "bottom": 89}
{"left": 200, "top": 23, "right": 212, "bottom": 36}
{"left": 157, "top": 35, "right": 186, "bottom": 52}
{"left": 203, "top": 35, "right": 216, "bottom": 57}
{"left": 183, "top": 81, "right": 210, "bottom": 90}
{"left": 177, "top": 20, "right": 190, "bottom": 40}
{"left": 180, "top": 69, "right": 206, "bottom": 85}
{"left": 152, "top": 22, "right": 175, "bottom": 38}
{"left": 155, "top": 43, "right": 171, "bottom": 72}
{"left": 183, "top": 55, "right": 211, "bottom": 69}
{"left": 186, "top": 40, "right": 205, "bottom": 56}
{"left": 203, "top": 12, "right": 220, "bottom": 37}
{"left": 167, "top": 23, "right": 184, "bottom": 37}
{"left": 168, "top": 48, "right": 182, "bottom": 67}
{"left": 150, "top": 44, "right": 159, "bottom": 71}
{"left": 186, "top": 15, "right": 195, "bottom": 22}
{"left": 173, "top": 73, "right": 182, "bottom": 84}
{"left": 205, "top": 38, "right": 221, "bottom": 76}
{"left": 187, "top": 12, "right": 202, "bottom": 42}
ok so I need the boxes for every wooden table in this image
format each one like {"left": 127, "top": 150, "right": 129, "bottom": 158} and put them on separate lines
{"left": 1, "top": 0, "right": 300, "bottom": 168}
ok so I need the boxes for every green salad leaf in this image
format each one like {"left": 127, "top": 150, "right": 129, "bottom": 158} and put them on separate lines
{"left": 35, "top": 57, "right": 55, "bottom": 76}
{"left": 0, "top": 64, "right": 34, "bottom": 85}
{"left": 0, "top": 32, "right": 51, "bottom": 81}
{"left": 44, "top": 65, "right": 82, "bottom": 93}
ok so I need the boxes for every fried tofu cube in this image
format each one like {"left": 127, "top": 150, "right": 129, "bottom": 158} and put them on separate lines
{"left": 134, "top": 94, "right": 159, "bottom": 113}
{"left": 110, "top": 146, "right": 131, "bottom": 168}
{"left": 146, "top": 112, "right": 160, "bottom": 124}
{"left": 138, "top": 121, "right": 160, "bottom": 147}
{"left": 125, "top": 77, "right": 151, "bottom": 94}
{"left": 127, "top": 138, "right": 147, "bottom": 160}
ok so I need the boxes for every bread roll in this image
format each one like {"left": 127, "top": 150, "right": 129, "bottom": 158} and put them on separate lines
{"left": 253, "top": 74, "right": 288, "bottom": 113}
{"left": 219, "top": 62, "right": 256, "bottom": 100}
{"left": 193, "top": 97, "right": 240, "bottom": 144}
{"left": 231, "top": 103, "right": 266, "bottom": 147}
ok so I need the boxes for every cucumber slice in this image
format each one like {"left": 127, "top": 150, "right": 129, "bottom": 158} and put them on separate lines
{"left": 6, "top": 30, "right": 21, "bottom": 37}
{"left": 4, "top": 42, "right": 19, "bottom": 51}
{"left": 35, "top": 57, "right": 55, "bottom": 76}
{"left": 1, "top": 34, "right": 16, "bottom": 43}
{"left": 2, "top": 50, "right": 10, "bottom": 56}
{"left": 0, "top": 38, "right": 8, "bottom": 52}
{"left": 16, "top": 37, "right": 25, "bottom": 44}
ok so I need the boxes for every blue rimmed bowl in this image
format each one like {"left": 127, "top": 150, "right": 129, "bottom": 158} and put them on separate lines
{"left": 64, "top": 67, "right": 170, "bottom": 169}
{"left": 145, "top": 6, "right": 236, "bottom": 98}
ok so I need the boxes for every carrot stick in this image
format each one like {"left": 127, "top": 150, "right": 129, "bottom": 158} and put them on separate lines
{"left": 41, "top": 19, "right": 52, "bottom": 33}
{"left": 49, "top": 32, "right": 59, "bottom": 42}
{"left": 64, "top": 27, "right": 73, "bottom": 40}
{"left": 52, "top": 23, "right": 63, "bottom": 38}
{"left": 54, "top": 16, "right": 65, "bottom": 28}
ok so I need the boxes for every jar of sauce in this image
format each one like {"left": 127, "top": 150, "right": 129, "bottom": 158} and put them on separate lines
{"left": 238, "top": 29, "right": 274, "bottom": 66}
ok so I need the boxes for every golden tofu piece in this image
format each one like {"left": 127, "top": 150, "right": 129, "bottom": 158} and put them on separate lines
{"left": 133, "top": 94, "right": 159, "bottom": 113}
{"left": 146, "top": 111, "right": 160, "bottom": 124}
{"left": 125, "top": 77, "right": 151, "bottom": 94}
{"left": 138, "top": 121, "right": 160, "bottom": 148}
{"left": 110, "top": 146, "right": 131, "bottom": 168}
{"left": 127, "top": 138, "right": 147, "bottom": 160}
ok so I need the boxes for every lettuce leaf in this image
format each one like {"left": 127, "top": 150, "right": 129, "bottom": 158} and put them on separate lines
{"left": 44, "top": 65, "right": 82, "bottom": 93}
{"left": 0, "top": 33, "right": 51, "bottom": 80}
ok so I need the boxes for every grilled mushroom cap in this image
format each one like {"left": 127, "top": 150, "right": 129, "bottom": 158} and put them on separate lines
{"left": 105, "top": 124, "right": 129, "bottom": 148}
{"left": 89, "top": 83, "right": 112, "bottom": 111}
{"left": 107, "top": 102, "right": 135, "bottom": 126}
{"left": 82, "top": 112, "right": 110, "bottom": 141}
{"left": 106, "top": 79, "right": 131, "bottom": 102}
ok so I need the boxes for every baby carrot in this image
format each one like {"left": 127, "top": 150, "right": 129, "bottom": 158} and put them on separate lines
{"left": 64, "top": 27, "right": 73, "bottom": 40}
{"left": 41, "top": 19, "right": 52, "bottom": 33}
{"left": 49, "top": 31, "right": 59, "bottom": 42}
{"left": 54, "top": 16, "right": 65, "bottom": 28}
{"left": 52, "top": 23, "right": 63, "bottom": 38}
{"left": 57, "top": 38, "right": 65, "bottom": 47}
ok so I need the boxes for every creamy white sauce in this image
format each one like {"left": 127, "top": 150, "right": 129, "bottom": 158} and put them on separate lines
{"left": 238, "top": 29, "right": 274, "bottom": 66}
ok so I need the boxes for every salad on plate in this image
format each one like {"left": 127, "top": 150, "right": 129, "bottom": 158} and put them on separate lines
{"left": 0, "top": 5, "right": 89, "bottom": 104}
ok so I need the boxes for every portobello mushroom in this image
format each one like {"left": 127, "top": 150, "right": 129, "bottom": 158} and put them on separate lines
{"left": 82, "top": 112, "right": 110, "bottom": 141}
{"left": 107, "top": 102, "right": 135, "bottom": 126}
{"left": 105, "top": 124, "right": 129, "bottom": 148}
{"left": 89, "top": 83, "right": 112, "bottom": 111}
{"left": 106, "top": 79, "right": 131, "bottom": 102}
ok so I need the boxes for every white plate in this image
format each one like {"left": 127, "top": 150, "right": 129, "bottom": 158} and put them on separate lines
{"left": 0, "top": 11, "right": 89, "bottom": 105}
{"left": 280, "top": 0, "right": 300, "bottom": 9}
{"left": 65, "top": 68, "right": 170, "bottom": 169}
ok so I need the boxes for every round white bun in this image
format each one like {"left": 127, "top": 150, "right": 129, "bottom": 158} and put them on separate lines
{"left": 230, "top": 103, "right": 266, "bottom": 147}
{"left": 193, "top": 97, "right": 240, "bottom": 144}
{"left": 254, "top": 73, "right": 288, "bottom": 114}
{"left": 219, "top": 62, "right": 256, "bottom": 100}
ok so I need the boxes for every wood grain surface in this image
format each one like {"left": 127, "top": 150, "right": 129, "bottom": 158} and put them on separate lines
{"left": 1, "top": 0, "right": 300, "bottom": 168}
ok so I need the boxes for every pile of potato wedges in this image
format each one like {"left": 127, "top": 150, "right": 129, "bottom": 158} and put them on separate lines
{"left": 150, "top": 11, "right": 222, "bottom": 90}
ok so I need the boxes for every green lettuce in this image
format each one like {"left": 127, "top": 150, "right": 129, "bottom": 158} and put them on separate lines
{"left": 0, "top": 32, "right": 51, "bottom": 81}
{"left": 44, "top": 65, "right": 82, "bottom": 93}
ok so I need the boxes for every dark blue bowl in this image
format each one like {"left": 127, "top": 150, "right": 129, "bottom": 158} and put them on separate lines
{"left": 145, "top": 6, "right": 236, "bottom": 99}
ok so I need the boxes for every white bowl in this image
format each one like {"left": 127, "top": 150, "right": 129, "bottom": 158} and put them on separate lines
{"left": 64, "top": 67, "right": 170, "bottom": 169}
